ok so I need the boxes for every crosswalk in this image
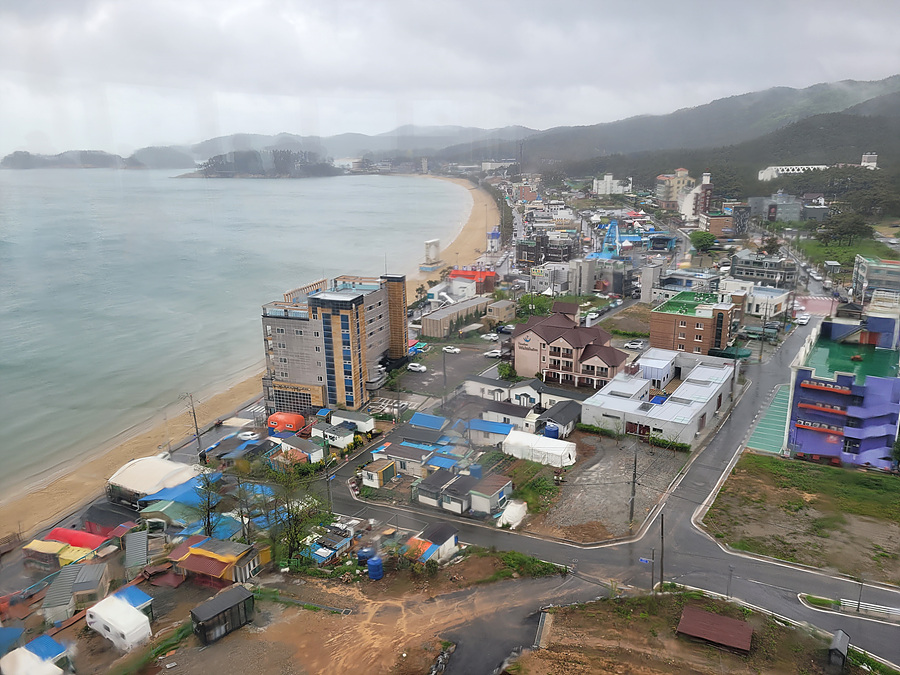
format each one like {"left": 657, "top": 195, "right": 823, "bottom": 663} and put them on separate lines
{"left": 797, "top": 295, "right": 834, "bottom": 302}
{"left": 244, "top": 404, "right": 266, "bottom": 415}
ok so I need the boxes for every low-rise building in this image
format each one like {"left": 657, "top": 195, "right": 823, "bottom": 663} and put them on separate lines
{"left": 169, "top": 537, "right": 268, "bottom": 587}
{"left": 465, "top": 419, "right": 514, "bottom": 445}
{"left": 851, "top": 255, "right": 900, "bottom": 301}
{"left": 786, "top": 313, "right": 900, "bottom": 469}
{"left": 480, "top": 399, "right": 533, "bottom": 429}
{"left": 719, "top": 279, "right": 788, "bottom": 318}
{"left": 416, "top": 469, "right": 456, "bottom": 509}
{"left": 330, "top": 410, "right": 376, "bottom": 434}
{"left": 486, "top": 299, "right": 517, "bottom": 326}
{"left": 420, "top": 296, "right": 493, "bottom": 338}
{"left": 361, "top": 459, "right": 396, "bottom": 488}
{"left": 583, "top": 350, "right": 736, "bottom": 443}
{"left": 440, "top": 474, "right": 480, "bottom": 514}
{"left": 649, "top": 292, "right": 738, "bottom": 355}
{"left": 536, "top": 399, "right": 581, "bottom": 438}
{"left": 469, "top": 474, "right": 513, "bottom": 515}
{"left": 511, "top": 311, "right": 627, "bottom": 389}
{"left": 730, "top": 249, "right": 797, "bottom": 288}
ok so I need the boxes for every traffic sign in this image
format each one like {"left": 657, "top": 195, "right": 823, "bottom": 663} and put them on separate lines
{"left": 638, "top": 557, "right": 651, "bottom": 564}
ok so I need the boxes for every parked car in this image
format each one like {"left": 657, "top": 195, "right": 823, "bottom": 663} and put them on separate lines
{"left": 624, "top": 340, "right": 645, "bottom": 350}
{"left": 792, "top": 303, "right": 806, "bottom": 311}
{"left": 796, "top": 314, "right": 811, "bottom": 325}
{"left": 764, "top": 322, "right": 781, "bottom": 330}
{"left": 498, "top": 324, "right": 515, "bottom": 334}
{"left": 441, "top": 346, "right": 461, "bottom": 354}
{"left": 481, "top": 333, "right": 499, "bottom": 341}
{"left": 407, "top": 363, "right": 427, "bottom": 372}
{"left": 483, "top": 349, "right": 502, "bottom": 358}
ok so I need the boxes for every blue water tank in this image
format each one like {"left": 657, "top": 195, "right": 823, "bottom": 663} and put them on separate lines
{"left": 367, "top": 555, "right": 384, "bottom": 580}
{"left": 469, "top": 464, "right": 483, "bottom": 480}
{"left": 357, "top": 547, "right": 376, "bottom": 566}
{"left": 544, "top": 422, "right": 559, "bottom": 439}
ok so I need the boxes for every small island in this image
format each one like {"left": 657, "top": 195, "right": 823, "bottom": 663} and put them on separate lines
{"left": 179, "top": 149, "right": 343, "bottom": 178}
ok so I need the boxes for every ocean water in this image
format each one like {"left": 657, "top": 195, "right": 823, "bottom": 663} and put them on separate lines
{"left": 0, "top": 170, "right": 471, "bottom": 496}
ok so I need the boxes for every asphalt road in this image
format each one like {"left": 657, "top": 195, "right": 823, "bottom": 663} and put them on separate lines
{"left": 330, "top": 319, "right": 900, "bottom": 666}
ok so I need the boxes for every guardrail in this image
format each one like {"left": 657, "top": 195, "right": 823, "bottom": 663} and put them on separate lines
{"left": 840, "top": 599, "right": 900, "bottom": 621}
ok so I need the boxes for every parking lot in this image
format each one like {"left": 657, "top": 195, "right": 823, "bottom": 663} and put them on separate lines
{"left": 398, "top": 339, "right": 504, "bottom": 397}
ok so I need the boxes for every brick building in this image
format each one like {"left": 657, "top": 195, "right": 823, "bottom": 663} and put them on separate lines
{"left": 650, "top": 291, "right": 737, "bottom": 355}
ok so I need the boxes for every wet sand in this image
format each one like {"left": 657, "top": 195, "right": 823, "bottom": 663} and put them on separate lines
{"left": 0, "top": 176, "right": 498, "bottom": 539}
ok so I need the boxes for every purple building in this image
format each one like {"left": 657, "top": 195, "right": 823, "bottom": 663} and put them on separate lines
{"left": 787, "top": 317, "right": 900, "bottom": 470}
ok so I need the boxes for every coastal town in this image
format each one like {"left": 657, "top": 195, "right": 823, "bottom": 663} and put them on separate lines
{"left": 1, "top": 151, "right": 900, "bottom": 674}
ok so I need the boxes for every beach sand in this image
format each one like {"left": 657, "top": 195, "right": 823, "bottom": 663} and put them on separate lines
{"left": 0, "top": 176, "right": 498, "bottom": 539}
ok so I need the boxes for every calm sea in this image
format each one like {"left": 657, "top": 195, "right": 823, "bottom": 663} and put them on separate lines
{"left": 0, "top": 170, "right": 471, "bottom": 496}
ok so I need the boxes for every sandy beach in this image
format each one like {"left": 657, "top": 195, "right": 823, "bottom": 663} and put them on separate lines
{"left": 0, "top": 175, "right": 498, "bottom": 540}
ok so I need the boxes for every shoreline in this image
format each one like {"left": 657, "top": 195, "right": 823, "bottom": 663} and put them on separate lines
{"left": 0, "top": 175, "right": 498, "bottom": 540}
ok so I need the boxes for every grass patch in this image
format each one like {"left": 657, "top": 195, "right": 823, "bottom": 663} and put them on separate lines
{"left": 796, "top": 237, "right": 900, "bottom": 267}
{"left": 512, "top": 475, "right": 559, "bottom": 513}
{"left": 849, "top": 648, "right": 900, "bottom": 675}
{"left": 740, "top": 454, "right": 900, "bottom": 524}
{"left": 803, "top": 594, "right": 839, "bottom": 609}
{"left": 466, "top": 546, "right": 565, "bottom": 584}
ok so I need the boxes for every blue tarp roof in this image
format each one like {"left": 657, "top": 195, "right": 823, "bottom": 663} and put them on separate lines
{"left": 300, "top": 544, "right": 335, "bottom": 565}
{"left": 179, "top": 515, "right": 242, "bottom": 540}
{"left": 317, "top": 408, "right": 332, "bottom": 417}
{"left": 139, "top": 473, "right": 222, "bottom": 508}
{"left": 221, "top": 440, "right": 263, "bottom": 460}
{"left": 250, "top": 506, "right": 289, "bottom": 531}
{"left": 418, "top": 543, "right": 440, "bottom": 562}
{"left": 269, "top": 431, "right": 296, "bottom": 439}
{"left": 400, "top": 440, "right": 439, "bottom": 452}
{"left": 409, "top": 412, "right": 446, "bottom": 430}
{"left": 24, "top": 634, "right": 65, "bottom": 661}
{"left": 0, "top": 627, "right": 24, "bottom": 656}
{"left": 425, "top": 455, "right": 458, "bottom": 469}
{"left": 467, "top": 419, "right": 514, "bottom": 435}
{"left": 115, "top": 585, "right": 153, "bottom": 609}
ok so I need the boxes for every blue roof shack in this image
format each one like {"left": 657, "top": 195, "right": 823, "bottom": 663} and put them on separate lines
{"left": 0, "top": 627, "right": 24, "bottom": 657}
{"left": 138, "top": 473, "right": 223, "bottom": 509}
{"left": 115, "top": 586, "right": 154, "bottom": 621}
{"left": 425, "top": 454, "right": 459, "bottom": 471}
{"left": 466, "top": 419, "right": 513, "bottom": 446}
{"left": 409, "top": 412, "right": 448, "bottom": 431}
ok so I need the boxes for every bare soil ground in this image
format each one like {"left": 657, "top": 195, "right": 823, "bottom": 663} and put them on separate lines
{"left": 703, "top": 456, "right": 900, "bottom": 584}
{"left": 515, "top": 593, "right": 873, "bottom": 675}
{"left": 527, "top": 432, "right": 686, "bottom": 542}
{"left": 601, "top": 303, "right": 652, "bottom": 335}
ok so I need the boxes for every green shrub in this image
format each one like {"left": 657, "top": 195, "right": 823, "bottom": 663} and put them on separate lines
{"left": 648, "top": 436, "right": 691, "bottom": 452}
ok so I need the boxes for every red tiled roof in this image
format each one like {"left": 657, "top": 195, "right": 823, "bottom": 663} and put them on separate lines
{"left": 177, "top": 552, "right": 230, "bottom": 578}
{"left": 168, "top": 535, "right": 208, "bottom": 562}
{"left": 676, "top": 606, "right": 753, "bottom": 653}
{"left": 109, "top": 522, "right": 137, "bottom": 539}
{"left": 404, "top": 537, "right": 431, "bottom": 560}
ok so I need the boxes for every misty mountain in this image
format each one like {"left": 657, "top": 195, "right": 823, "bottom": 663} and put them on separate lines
{"left": 126, "top": 146, "right": 196, "bottom": 169}
{"left": 437, "top": 75, "right": 900, "bottom": 164}
{"left": 188, "top": 125, "right": 536, "bottom": 161}
{"left": 843, "top": 90, "right": 900, "bottom": 118}
{"left": 564, "top": 112, "right": 900, "bottom": 197}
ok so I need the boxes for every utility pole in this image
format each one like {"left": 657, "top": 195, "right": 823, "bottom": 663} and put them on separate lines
{"left": 325, "top": 454, "right": 335, "bottom": 513}
{"left": 651, "top": 548, "right": 656, "bottom": 594}
{"left": 181, "top": 393, "right": 203, "bottom": 455}
{"left": 727, "top": 565, "right": 734, "bottom": 599}
{"left": 659, "top": 512, "right": 665, "bottom": 589}
{"left": 628, "top": 448, "right": 637, "bottom": 531}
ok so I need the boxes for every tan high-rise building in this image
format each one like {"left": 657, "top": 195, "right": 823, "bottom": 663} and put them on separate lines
{"left": 262, "top": 274, "right": 407, "bottom": 414}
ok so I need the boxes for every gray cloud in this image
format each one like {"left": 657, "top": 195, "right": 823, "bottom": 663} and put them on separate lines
{"left": 1, "top": 0, "right": 899, "bottom": 155}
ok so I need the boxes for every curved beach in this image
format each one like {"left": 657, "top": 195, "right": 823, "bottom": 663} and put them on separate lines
{"left": 0, "top": 177, "right": 499, "bottom": 538}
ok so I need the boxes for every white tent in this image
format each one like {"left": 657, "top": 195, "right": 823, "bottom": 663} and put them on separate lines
{"left": 86, "top": 595, "right": 151, "bottom": 651}
{"left": 107, "top": 457, "right": 199, "bottom": 496}
{"left": 0, "top": 648, "right": 62, "bottom": 675}
{"left": 501, "top": 430, "right": 576, "bottom": 468}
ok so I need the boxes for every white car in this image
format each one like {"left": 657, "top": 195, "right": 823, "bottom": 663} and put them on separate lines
{"left": 796, "top": 314, "right": 811, "bottom": 325}
{"left": 624, "top": 340, "right": 645, "bottom": 350}
{"left": 484, "top": 349, "right": 502, "bottom": 358}
{"left": 481, "top": 333, "right": 499, "bottom": 341}
{"left": 237, "top": 431, "right": 260, "bottom": 441}
{"left": 442, "top": 346, "right": 461, "bottom": 354}
{"left": 792, "top": 303, "right": 806, "bottom": 311}
{"left": 407, "top": 362, "right": 427, "bottom": 372}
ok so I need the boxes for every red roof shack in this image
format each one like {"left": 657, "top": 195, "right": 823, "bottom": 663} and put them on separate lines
{"left": 676, "top": 605, "right": 753, "bottom": 654}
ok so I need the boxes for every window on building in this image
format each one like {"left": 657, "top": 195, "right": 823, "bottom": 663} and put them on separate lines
{"left": 277, "top": 342, "right": 286, "bottom": 348}
{"left": 317, "top": 376, "right": 323, "bottom": 382}
{"left": 278, "top": 357, "right": 287, "bottom": 363}
{"left": 695, "top": 322, "right": 703, "bottom": 329}
{"left": 678, "top": 332, "right": 685, "bottom": 339}
{"left": 279, "top": 371, "right": 289, "bottom": 377}
{"left": 314, "top": 331, "right": 320, "bottom": 337}
{"left": 679, "top": 320, "right": 686, "bottom": 327}
{"left": 695, "top": 334, "right": 702, "bottom": 341}
{"left": 275, "top": 327, "right": 285, "bottom": 334}
{"left": 694, "top": 346, "right": 702, "bottom": 353}
{"left": 295, "top": 329, "right": 303, "bottom": 335}
{"left": 677, "top": 344, "right": 685, "bottom": 351}
{"left": 315, "top": 346, "right": 321, "bottom": 352}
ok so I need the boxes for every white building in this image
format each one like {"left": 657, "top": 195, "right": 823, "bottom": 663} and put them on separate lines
{"left": 582, "top": 350, "right": 736, "bottom": 443}
{"left": 719, "top": 279, "right": 789, "bottom": 317}
{"left": 86, "top": 595, "right": 152, "bottom": 651}
{"left": 593, "top": 173, "right": 633, "bottom": 196}
{"left": 758, "top": 164, "right": 828, "bottom": 181}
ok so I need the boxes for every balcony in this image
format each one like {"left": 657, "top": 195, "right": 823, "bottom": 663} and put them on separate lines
{"left": 798, "top": 402, "right": 847, "bottom": 415}
{"left": 795, "top": 419, "right": 843, "bottom": 435}
{"left": 800, "top": 380, "right": 852, "bottom": 395}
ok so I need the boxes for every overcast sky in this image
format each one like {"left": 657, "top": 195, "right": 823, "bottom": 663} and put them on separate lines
{"left": 2, "top": 0, "right": 899, "bottom": 156}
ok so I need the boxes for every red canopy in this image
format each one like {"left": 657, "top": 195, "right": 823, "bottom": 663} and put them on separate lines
{"left": 46, "top": 527, "right": 108, "bottom": 550}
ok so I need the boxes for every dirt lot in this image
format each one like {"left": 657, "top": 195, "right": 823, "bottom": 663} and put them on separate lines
{"left": 601, "top": 303, "right": 652, "bottom": 336}
{"left": 703, "top": 454, "right": 900, "bottom": 584}
{"left": 528, "top": 432, "right": 687, "bottom": 541}
{"left": 516, "top": 593, "right": 875, "bottom": 675}
{"left": 123, "top": 554, "right": 579, "bottom": 675}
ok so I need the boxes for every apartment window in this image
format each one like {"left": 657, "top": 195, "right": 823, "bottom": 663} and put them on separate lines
{"left": 278, "top": 357, "right": 287, "bottom": 363}
{"left": 314, "top": 331, "right": 320, "bottom": 337}
{"left": 317, "top": 376, "right": 323, "bottom": 382}
{"left": 678, "top": 332, "right": 685, "bottom": 339}
{"left": 541, "top": 343, "right": 546, "bottom": 348}
{"left": 694, "top": 346, "right": 702, "bottom": 353}
{"left": 679, "top": 320, "right": 686, "bottom": 327}
{"left": 275, "top": 327, "right": 285, "bottom": 334}
{"left": 277, "top": 342, "right": 286, "bottom": 349}
{"left": 695, "top": 334, "right": 703, "bottom": 341}
{"left": 677, "top": 344, "right": 685, "bottom": 351}
{"left": 315, "top": 346, "right": 321, "bottom": 352}
{"left": 295, "top": 329, "right": 303, "bottom": 335}
{"left": 279, "top": 371, "right": 289, "bottom": 378}
{"left": 317, "top": 361, "right": 322, "bottom": 367}
{"left": 695, "top": 322, "right": 703, "bottom": 329}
